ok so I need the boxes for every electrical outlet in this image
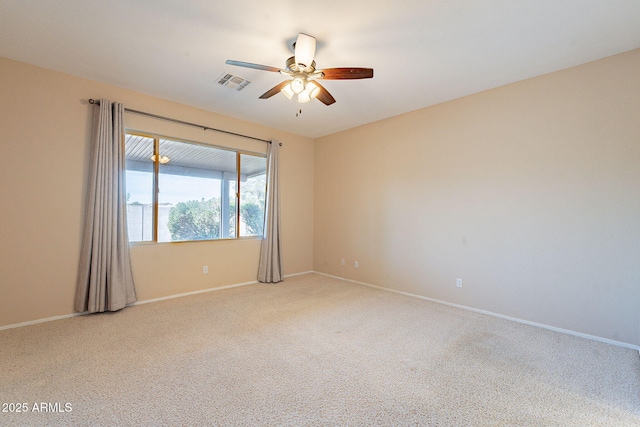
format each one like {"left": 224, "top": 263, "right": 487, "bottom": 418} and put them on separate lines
{"left": 341, "top": 258, "right": 345, "bottom": 266}
{"left": 203, "top": 266, "right": 209, "bottom": 274}
{"left": 354, "top": 261, "right": 359, "bottom": 268}
{"left": 456, "top": 278, "right": 463, "bottom": 288}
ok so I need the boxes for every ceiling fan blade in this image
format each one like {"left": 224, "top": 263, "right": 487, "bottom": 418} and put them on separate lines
{"left": 311, "top": 81, "right": 336, "bottom": 105}
{"left": 294, "top": 33, "right": 316, "bottom": 69}
{"left": 319, "top": 68, "right": 374, "bottom": 80}
{"left": 259, "top": 80, "right": 291, "bottom": 99}
{"left": 225, "top": 60, "right": 282, "bottom": 73}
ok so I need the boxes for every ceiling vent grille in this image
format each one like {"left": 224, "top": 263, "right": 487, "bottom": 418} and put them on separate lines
{"left": 217, "top": 73, "right": 251, "bottom": 91}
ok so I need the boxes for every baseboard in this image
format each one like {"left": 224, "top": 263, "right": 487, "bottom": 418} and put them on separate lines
{"left": 283, "top": 270, "right": 315, "bottom": 278}
{"left": 132, "top": 270, "right": 313, "bottom": 306}
{"left": 0, "top": 270, "right": 314, "bottom": 331}
{"left": 313, "top": 271, "right": 640, "bottom": 353}
{"left": 132, "top": 280, "right": 259, "bottom": 306}
{"left": 0, "top": 312, "right": 88, "bottom": 331}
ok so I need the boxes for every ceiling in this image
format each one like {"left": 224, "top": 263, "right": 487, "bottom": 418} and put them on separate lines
{"left": 1, "top": 1, "right": 639, "bottom": 139}
{"left": 125, "top": 133, "right": 266, "bottom": 177}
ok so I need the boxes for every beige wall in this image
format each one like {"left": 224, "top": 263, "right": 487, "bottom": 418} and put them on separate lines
{"left": 2, "top": 50, "right": 638, "bottom": 348}
{"left": 0, "top": 57, "right": 314, "bottom": 327}
{"left": 314, "top": 50, "right": 640, "bottom": 346}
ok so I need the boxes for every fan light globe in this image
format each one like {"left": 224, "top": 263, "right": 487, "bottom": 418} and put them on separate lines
{"left": 281, "top": 83, "right": 294, "bottom": 100}
{"left": 298, "top": 91, "right": 311, "bottom": 103}
{"left": 291, "top": 77, "right": 305, "bottom": 94}
{"left": 306, "top": 81, "right": 320, "bottom": 99}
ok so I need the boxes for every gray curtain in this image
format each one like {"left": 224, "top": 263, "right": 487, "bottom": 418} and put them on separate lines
{"left": 258, "top": 140, "right": 283, "bottom": 283}
{"left": 75, "top": 99, "right": 137, "bottom": 313}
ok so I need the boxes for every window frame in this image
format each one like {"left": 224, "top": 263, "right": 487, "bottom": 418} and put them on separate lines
{"left": 124, "top": 131, "right": 267, "bottom": 244}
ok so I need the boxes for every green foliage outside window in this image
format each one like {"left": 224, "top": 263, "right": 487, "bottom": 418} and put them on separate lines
{"left": 168, "top": 198, "right": 221, "bottom": 241}
{"left": 166, "top": 173, "right": 265, "bottom": 241}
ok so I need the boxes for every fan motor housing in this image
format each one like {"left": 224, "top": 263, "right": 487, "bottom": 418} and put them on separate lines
{"left": 286, "top": 56, "right": 316, "bottom": 74}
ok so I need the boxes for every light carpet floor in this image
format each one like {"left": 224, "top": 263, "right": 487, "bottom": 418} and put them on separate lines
{"left": 1, "top": 273, "right": 639, "bottom": 426}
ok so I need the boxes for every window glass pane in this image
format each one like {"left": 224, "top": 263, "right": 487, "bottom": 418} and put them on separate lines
{"left": 125, "top": 135, "right": 155, "bottom": 242}
{"left": 158, "top": 138, "right": 237, "bottom": 242}
{"left": 124, "top": 133, "right": 265, "bottom": 243}
{"left": 239, "top": 153, "right": 267, "bottom": 237}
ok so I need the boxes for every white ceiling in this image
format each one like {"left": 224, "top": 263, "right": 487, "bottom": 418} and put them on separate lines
{"left": 1, "top": 0, "right": 639, "bottom": 138}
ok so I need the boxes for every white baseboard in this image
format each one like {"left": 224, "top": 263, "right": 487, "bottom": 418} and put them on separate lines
{"left": 132, "top": 270, "right": 313, "bottom": 306}
{"left": 313, "top": 271, "right": 640, "bottom": 353}
{"left": 283, "top": 270, "right": 315, "bottom": 278}
{"left": 0, "top": 312, "right": 87, "bottom": 331}
{"left": 0, "top": 271, "right": 315, "bottom": 331}
{"left": 132, "top": 280, "right": 259, "bottom": 306}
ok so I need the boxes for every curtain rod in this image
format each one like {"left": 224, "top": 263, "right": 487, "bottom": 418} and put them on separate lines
{"left": 88, "top": 99, "right": 278, "bottom": 145}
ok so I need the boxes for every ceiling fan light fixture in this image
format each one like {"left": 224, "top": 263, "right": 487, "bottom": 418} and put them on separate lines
{"left": 305, "top": 81, "right": 320, "bottom": 99}
{"left": 281, "top": 83, "right": 294, "bottom": 100}
{"left": 297, "top": 91, "right": 311, "bottom": 103}
{"left": 227, "top": 32, "right": 372, "bottom": 107}
{"left": 290, "top": 76, "right": 306, "bottom": 94}
{"left": 150, "top": 154, "right": 170, "bottom": 164}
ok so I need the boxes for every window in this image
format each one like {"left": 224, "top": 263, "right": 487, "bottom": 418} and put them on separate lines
{"left": 125, "top": 133, "right": 267, "bottom": 243}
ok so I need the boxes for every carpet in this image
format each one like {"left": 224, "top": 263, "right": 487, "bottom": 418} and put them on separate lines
{"left": 1, "top": 273, "right": 638, "bottom": 426}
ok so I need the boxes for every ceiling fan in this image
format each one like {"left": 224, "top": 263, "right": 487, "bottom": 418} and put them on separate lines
{"left": 226, "top": 33, "right": 373, "bottom": 106}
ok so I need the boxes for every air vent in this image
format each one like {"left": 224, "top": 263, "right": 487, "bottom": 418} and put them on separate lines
{"left": 217, "top": 73, "right": 251, "bottom": 91}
